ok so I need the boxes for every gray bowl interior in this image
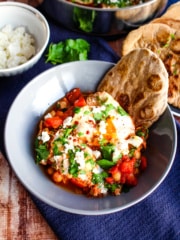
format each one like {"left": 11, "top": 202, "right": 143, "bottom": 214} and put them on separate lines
{"left": 4, "top": 61, "right": 177, "bottom": 215}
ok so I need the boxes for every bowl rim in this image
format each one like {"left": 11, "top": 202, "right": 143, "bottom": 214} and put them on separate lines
{"left": 4, "top": 60, "right": 178, "bottom": 215}
{"left": 53, "top": 0, "right": 164, "bottom": 11}
{"left": 0, "top": 2, "right": 50, "bottom": 74}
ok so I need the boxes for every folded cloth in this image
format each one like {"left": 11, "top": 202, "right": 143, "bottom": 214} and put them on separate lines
{"left": 167, "top": 0, "right": 179, "bottom": 7}
{"left": 32, "top": 121, "right": 180, "bottom": 240}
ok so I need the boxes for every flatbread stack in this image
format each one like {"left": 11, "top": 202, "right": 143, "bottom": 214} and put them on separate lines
{"left": 98, "top": 48, "right": 169, "bottom": 128}
{"left": 122, "top": 2, "right": 180, "bottom": 109}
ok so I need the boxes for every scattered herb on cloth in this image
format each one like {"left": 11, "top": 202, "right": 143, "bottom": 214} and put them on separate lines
{"left": 46, "top": 38, "right": 90, "bottom": 65}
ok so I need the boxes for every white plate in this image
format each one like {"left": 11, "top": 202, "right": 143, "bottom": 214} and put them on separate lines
{"left": 4, "top": 61, "right": 177, "bottom": 215}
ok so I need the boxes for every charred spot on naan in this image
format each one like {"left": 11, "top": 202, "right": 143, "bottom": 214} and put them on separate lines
{"left": 147, "top": 74, "right": 163, "bottom": 92}
{"left": 117, "top": 93, "right": 130, "bottom": 112}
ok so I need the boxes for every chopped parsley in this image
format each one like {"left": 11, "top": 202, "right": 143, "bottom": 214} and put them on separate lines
{"left": 46, "top": 38, "right": 90, "bottom": 65}
{"left": 68, "top": 149, "right": 79, "bottom": 177}
{"left": 92, "top": 171, "right": 108, "bottom": 184}
{"left": 35, "top": 140, "right": 49, "bottom": 163}
{"left": 74, "top": 107, "right": 81, "bottom": 113}
{"left": 117, "top": 106, "right": 128, "bottom": 116}
{"left": 101, "top": 143, "right": 115, "bottom": 160}
{"left": 93, "top": 104, "right": 116, "bottom": 121}
{"left": 128, "top": 148, "right": 136, "bottom": 158}
{"left": 105, "top": 183, "right": 121, "bottom": 193}
{"left": 53, "top": 144, "right": 62, "bottom": 155}
{"left": 97, "top": 159, "right": 116, "bottom": 169}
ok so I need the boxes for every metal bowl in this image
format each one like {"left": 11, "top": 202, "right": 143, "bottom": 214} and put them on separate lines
{"left": 41, "top": 0, "right": 168, "bottom": 36}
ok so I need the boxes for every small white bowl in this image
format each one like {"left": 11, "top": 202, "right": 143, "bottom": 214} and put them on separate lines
{"left": 0, "top": 2, "right": 50, "bottom": 77}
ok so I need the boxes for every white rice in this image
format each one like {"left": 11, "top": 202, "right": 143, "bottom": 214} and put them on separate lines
{"left": 0, "top": 24, "right": 36, "bottom": 69}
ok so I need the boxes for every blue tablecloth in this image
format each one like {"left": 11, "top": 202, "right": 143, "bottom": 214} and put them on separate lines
{"left": 0, "top": 0, "right": 179, "bottom": 239}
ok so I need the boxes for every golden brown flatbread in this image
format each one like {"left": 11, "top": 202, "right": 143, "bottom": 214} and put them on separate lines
{"left": 168, "top": 74, "right": 180, "bottom": 107}
{"left": 122, "top": 23, "right": 180, "bottom": 108}
{"left": 164, "top": 30, "right": 180, "bottom": 107}
{"left": 122, "top": 23, "right": 176, "bottom": 56}
{"left": 98, "top": 48, "right": 169, "bottom": 128}
{"left": 152, "top": 17, "right": 180, "bottom": 30}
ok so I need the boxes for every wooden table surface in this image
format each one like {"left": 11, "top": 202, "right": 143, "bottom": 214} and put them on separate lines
{"left": 1, "top": 30, "right": 180, "bottom": 240}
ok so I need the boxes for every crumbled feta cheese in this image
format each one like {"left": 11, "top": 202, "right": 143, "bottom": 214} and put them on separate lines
{"left": 63, "top": 116, "right": 72, "bottom": 127}
{"left": 92, "top": 105, "right": 106, "bottom": 114}
{"left": 128, "top": 136, "right": 143, "bottom": 148}
{"left": 99, "top": 120, "right": 106, "bottom": 134}
{"left": 99, "top": 184, "right": 108, "bottom": 194}
{"left": 75, "top": 151, "right": 85, "bottom": 169}
{"left": 62, "top": 158, "right": 69, "bottom": 174}
{"left": 92, "top": 165, "right": 103, "bottom": 174}
{"left": 53, "top": 155, "right": 61, "bottom": 162}
{"left": 64, "top": 137, "right": 76, "bottom": 153}
{"left": 38, "top": 131, "right": 50, "bottom": 143}
{"left": 44, "top": 113, "right": 52, "bottom": 119}
{"left": 92, "top": 150, "right": 101, "bottom": 159}
{"left": 78, "top": 173, "right": 88, "bottom": 181}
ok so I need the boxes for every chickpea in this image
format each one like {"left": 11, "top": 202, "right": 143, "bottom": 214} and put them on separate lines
{"left": 40, "top": 159, "right": 47, "bottom": 165}
{"left": 134, "top": 168, "right": 140, "bottom": 175}
{"left": 58, "top": 97, "right": 69, "bottom": 109}
{"left": 114, "top": 188, "right": 122, "bottom": 196}
{"left": 50, "top": 110, "right": 56, "bottom": 117}
{"left": 47, "top": 167, "right": 54, "bottom": 175}
{"left": 52, "top": 171, "right": 63, "bottom": 183}
{"left": 134, "top": 149, "right": 141, "bottom": 159}
{"left": 112, "top": 171, "right": 121, "bottom": 182}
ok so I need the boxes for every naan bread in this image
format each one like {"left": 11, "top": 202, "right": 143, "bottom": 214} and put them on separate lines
{"left": 122, "top": 23, "right": 180, "bottom": 108}
{"left": 122, "top": 23, "right": 176, "bottom": 56}
{"left": 152, "top": 17, "right": 180, "bottom": 30}
{"left": 98, "top": 48, "right": 169, "bottom": 128}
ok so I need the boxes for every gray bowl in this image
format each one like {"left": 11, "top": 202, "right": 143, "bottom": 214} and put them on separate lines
{"left": 0, "top": 2, "right": 50, "bottom": 77}
{"left": 4, "top": 61, "right": 177, "bottom": 215}
{"left": 41, "top": 0, "right": 168, "bottom": 36}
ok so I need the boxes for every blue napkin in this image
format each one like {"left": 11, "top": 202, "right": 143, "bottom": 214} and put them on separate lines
{"left": 166, "top": 0, "right": 179, "bottom": 8}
